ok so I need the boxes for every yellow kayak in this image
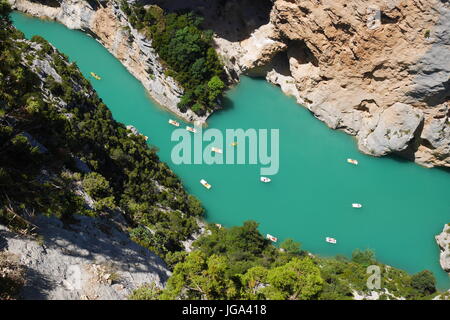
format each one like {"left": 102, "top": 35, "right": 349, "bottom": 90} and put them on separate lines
{"left": 90, "top": 72, "right": 101, "bottom": 80}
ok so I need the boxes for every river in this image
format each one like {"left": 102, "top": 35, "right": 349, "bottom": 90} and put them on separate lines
{"left": 12, "top": 12, "right": 450, "bottom": 289}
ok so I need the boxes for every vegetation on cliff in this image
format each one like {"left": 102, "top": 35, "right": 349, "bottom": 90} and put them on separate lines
{"left": 120, "top": 2, "right": 226, "bottom": 116}
{"left": 132, "top": 221, "right": 439, "bottom": 300}
{"left": 0, "top": 3, "right": 202, "bottom": 261}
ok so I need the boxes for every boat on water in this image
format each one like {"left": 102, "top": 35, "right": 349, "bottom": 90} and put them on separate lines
{"left": 211, "top": 147, "right": 223, "bottom": 154}
{"left": 347, "top": 158, "right": 359, "bottom": 165}
{"left": 231, "top": 142, "right": 238, "bottom": 147}
{"left": 168, "top": 119, "right": 180, "bottom": 127}
{"left": 260, "top": 177, "right": 271, "bottom": 183}
{"left": 352, "top": 203, "right": 363, "bottom": 208}
{"left": 90, "top": 72, "right": 101, "bottom": 80}
{"left": 200, "top": 179, "right": 212, "bottom": 189}
{"left": 186, "top": 126, "right": 197, "bottom": 133}
{"left": 266, "top": 234, "right": 278, "bottom": 242}
{"left": 326, "top": 237, "right": 337, "bottom": 244}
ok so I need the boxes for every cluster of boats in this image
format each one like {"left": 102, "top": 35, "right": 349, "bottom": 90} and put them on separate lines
{"left": 266, "top": 158, "right": 362, "bottom": 245}
{"left": 168, "top": 118, "right": 362, "bottom": 246}
{"left": 169, "top": 119, "right": 272, "bottom": 190}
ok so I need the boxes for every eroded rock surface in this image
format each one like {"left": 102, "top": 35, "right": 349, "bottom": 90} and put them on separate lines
{"left": 436, "top": 224, "right": 450, "bottom": 273}
{"left": 0, "top": 213, "right": 170, "bottom": 300}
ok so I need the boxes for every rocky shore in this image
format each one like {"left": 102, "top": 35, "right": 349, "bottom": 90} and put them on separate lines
{"left": 436, "top": 224, "right": 450, "bottom": 273}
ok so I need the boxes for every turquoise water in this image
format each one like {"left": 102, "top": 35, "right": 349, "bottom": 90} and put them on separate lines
{"left": 12, "top": 12, "right": 450, "bottom": 289}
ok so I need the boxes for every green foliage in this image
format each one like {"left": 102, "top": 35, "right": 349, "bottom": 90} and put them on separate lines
{"left": 411, "top": 270, "right": 436, "bottom": 296}
{"left": 1, "top": 13, "right": 203, "bottom": 262}
{"left": 280, "top": 238, "right": 301, "bottom": 255}
{"left": 120, "top": 3, "right": 226, "bottom": 115}
{"left": 351, "top": 248, "right": 376, "bottom": 266}
{"left": 129, "top": 283, "right": 162, "bottom": 300}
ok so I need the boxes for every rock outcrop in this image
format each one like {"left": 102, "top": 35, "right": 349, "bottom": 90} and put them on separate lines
{"left": 0, "top": 213, "right": 170, "bottom": 300}
{"left": 436, "top": 224, "right": 450, "bottom": 273}
{"left": 216, "top": 0, "right": 450, "bottom": 168}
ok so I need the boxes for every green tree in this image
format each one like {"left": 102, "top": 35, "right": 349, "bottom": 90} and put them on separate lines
{"left": 207, "top": 75, "right": 225, "bottom": 104}
{"left": 411, "top": 270, "right": 436, "bottom": 296}
{"left": 280, "top": 238, "right": 301, "bottom": 255}
{"left": 262, "top": 257, "right": 323, "bottom": 300}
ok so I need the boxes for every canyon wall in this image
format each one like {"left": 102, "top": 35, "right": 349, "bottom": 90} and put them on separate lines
{"left": 217, "top": 0, "right": 450, "bottom": 168}
{"left": 10, "top": 0, "right": 450, "bottom": 167}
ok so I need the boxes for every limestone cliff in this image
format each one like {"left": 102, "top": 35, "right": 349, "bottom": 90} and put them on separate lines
{"left": 216, "top": 0, "right": 450, "bottom": 168}
{"left": 0, "top": 214, "right": 170, "bottom": 300}
{"left": 436, "top": 224, "right": 450, "bottom": 273}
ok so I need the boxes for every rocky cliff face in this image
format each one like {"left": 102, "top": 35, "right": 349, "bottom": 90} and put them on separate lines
{"left": 436, "top": 224, "right": 450, "bottom": 273}
{"left": 217, "top": 0, "right": 450, "bottom": 168}
{"left": 0, "top": 213, "right": 170, "bottom": 300}
{"left": 10, "top": 0, "right": 207, "bottom": 123}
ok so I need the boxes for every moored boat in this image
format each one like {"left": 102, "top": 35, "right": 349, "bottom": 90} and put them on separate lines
{"left": 352, "top": 203, "right": 362, "bottom": 208}
{"left": 186, "top": 126, "right": 197, "bottom": 133}
{"left": 347, "top": 158, "right": 359, "bottom": 165}
{"left": 90, "top": 72, "right": 101, "bottom": 80}
{"left": 169, "top": 119, "right": 180, "bottom": 127}
{"left": 260, "top": 177, "right": 271, "bottom": 183}
{"left": 211, "top": 147, "right": 223, "bottom": 154}
{"left": 266, "top": 234, "right": 278, "bottom": 242}
{"left": 326, "top": 237, "right": 337, "bottom": 244}
{"left": 200, "top": 179, "right": 211, "bottom": 189}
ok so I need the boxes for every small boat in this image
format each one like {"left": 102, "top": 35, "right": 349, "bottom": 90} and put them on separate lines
{"left": 326, "top": 237, "right": 337, "bottom": 244}
{"left": 231, "top": 142, "right": 238, "bottom": 147}
{"left": 211, "top": 147, "right": 223, "bottom": 154}
{"left": 266, "top": 234, "right": 278, "bottom": 242}
{"left": 347, "top": 158, "right": 359, "bottom": 165}
{"left": 260, "top": 177, "right": 271, "bottom": 183}
{"left": 90, "top": 72, "right": 101, "bottom": 80}
{"left": 352, "top": 203, "right": 363, "bottom": 208}
{"left": 200, "top": 179, "right": 211, "bottom": 189}
{"left": 186, "top": 126, "right": 197, "bottom": 133}
{"left": 168, "top": 119, "right": 180, "bottom": 127}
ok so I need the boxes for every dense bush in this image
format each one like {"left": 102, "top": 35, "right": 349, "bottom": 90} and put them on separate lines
{"left": 120, "top": 2, "right": 226, "bottom": 115}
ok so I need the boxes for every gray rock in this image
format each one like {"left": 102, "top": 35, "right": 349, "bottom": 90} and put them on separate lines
{"left": 436, "top": 224, "right": 450, "bottom": 273}
{"left": 0, "top": 213, "right": 170, "bottom": 300}
{"left": 407, "top": 4, "right": 450, "bottom": 106}
{"left": 358, "top": 103, "right": 424, "bottom": 156}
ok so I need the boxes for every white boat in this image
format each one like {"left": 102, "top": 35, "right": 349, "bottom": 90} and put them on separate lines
{"left": 352, "top": 203, "right": 363, "bottom": 208}
{"left": 347, "top": 158, "right": 359, "bottom": 165}
{"left": 211, "top": 147, "right": 223, "bottom": 154}
{"left": 168, "top": 119, "right": 180, "bottom": 127}
{"left": 186, "top": 126, "right": 197, "bottom": 133}
{"left": 326, "top": 237, "right": 337, "bottom": 244}
{"left": 200, "top": 179, "right": 211, "bottom": 189}
{"left": 266, "top": 234, "right": 278, "bottom": 242}
{"left": 260, "top": 177, "right": 271, "bottom": 183}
